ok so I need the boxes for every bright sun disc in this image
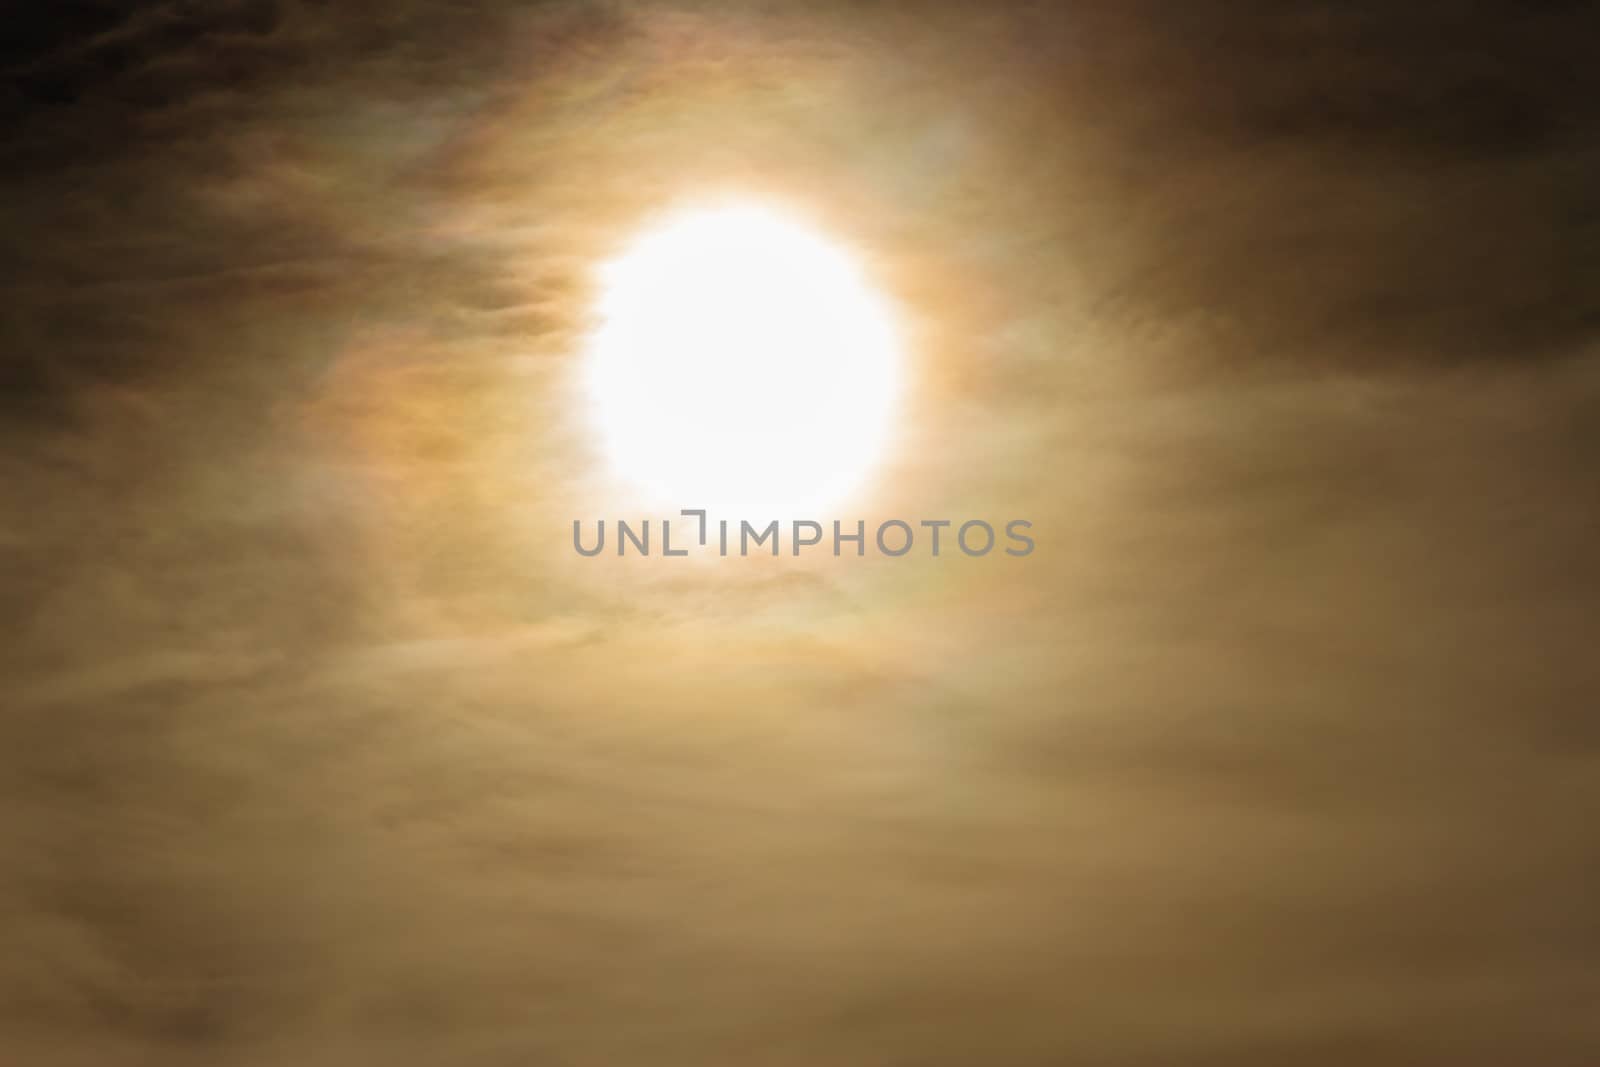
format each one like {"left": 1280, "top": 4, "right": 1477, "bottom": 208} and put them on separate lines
{"left": 585, "top": 202, "right": 902, "bottom": 517}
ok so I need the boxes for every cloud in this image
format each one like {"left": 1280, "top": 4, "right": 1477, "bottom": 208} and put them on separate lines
{"left": 1, "top": 2, "right": 1597, "bottom": 1064}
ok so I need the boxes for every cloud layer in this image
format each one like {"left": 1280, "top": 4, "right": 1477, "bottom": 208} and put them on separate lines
{"left": 2, "top": 2, "right": 1598, "bottom": 1063}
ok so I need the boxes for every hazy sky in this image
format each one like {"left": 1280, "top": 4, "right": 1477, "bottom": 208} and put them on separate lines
{"left": 3, "top": 2, "right": 1598, "bottom": 1064}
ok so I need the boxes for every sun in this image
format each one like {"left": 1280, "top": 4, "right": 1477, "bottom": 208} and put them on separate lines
{"left": 584, "top": 201, "right": 902, "bottom": 518}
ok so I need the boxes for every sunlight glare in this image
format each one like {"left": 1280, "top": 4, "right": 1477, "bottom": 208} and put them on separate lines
{"left": 585, "top": 202, "right": 902, "bottom": 518}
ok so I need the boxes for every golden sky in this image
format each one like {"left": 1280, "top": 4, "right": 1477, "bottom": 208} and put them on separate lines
{"left": 2, "top": 2, "right": 1598, "bottom": 1063}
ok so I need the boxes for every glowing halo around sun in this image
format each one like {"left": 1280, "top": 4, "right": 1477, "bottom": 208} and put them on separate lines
{"left": 584, "top": 202, "right": 903, "bottom": 518}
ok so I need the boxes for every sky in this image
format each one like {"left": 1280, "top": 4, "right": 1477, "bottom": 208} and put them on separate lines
{"left": 2, "top": 1, "right": 1598, "bottom": 1063}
